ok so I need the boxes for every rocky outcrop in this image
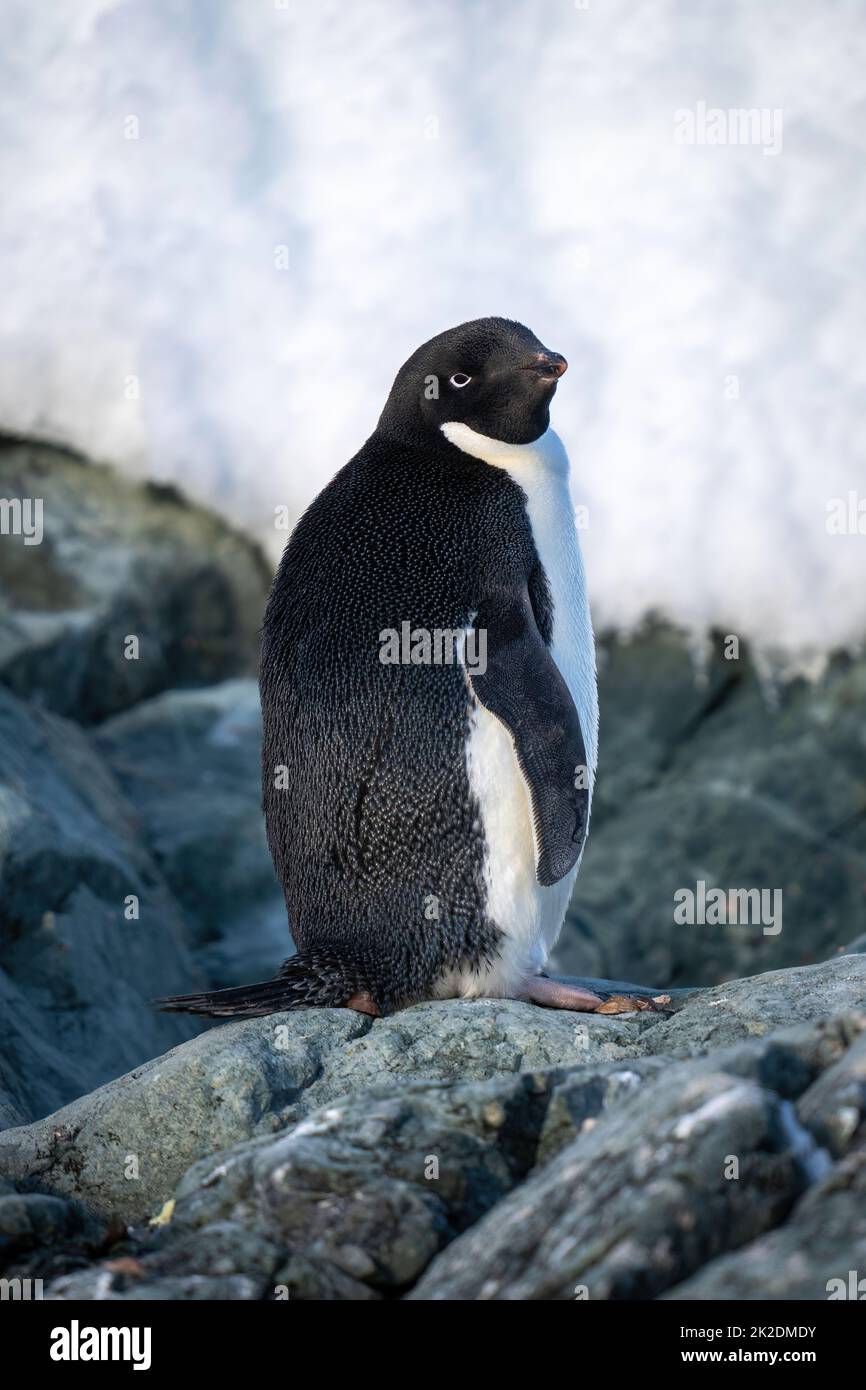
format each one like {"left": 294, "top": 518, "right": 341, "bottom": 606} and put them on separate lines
{"left": 0, "top": 437, "right": 284, "bottom": 1125}
{"left": 0, "top": 685, "right": 203, "bottom": 1125}
{"left": 93, "top": 680, "right": 287, "bottom": 983}
{"left": 0, "top": 994, "right": 649, "bottom": 1223}
{"left": 0, "top": 673, "right": 292, "bottom": 1126}
{"left": 0, "top": 957, "right": 864, "bottom": 1300}
{"left": 0, "top": 433, "right": 269, "bottom": 722}
{"left": 4, "top": 956, "right": 865, "bottom": 1227}
{"left": 663, "top": 1027, "right": 866, "bottom": 1300}
{"left": 411, "top": 1070, "right": 801, "bottom": 1301}
{"left": 561, "top": 624, "right": 866, "bottom": 987}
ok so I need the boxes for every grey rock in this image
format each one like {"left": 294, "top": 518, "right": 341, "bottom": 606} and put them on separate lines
{"left": 44, "top": 1222, "right": 380, "bottom": 1301}
{"left": 0, "top": 1185, "right": 115, "bottom": 1293}
{"left": 0, "top": 1101, "right": 26, "bottom": 1133}
{"left": 5, "top": 436, "right": 866, "bottom": 1303}
{"left": 0, "top": 434, "right": 269, "bottom": 722}
{"left": 664, "top": 1144, "right": 866, "bottom": 1300}
{"left": 409, "top": 1066, "right": 803, "bottom": 1300}
{"left": 0, "top": 1192, "right": 86, "bottom": 1254}
{"left": 796, "top": 1027, "right": 866, "bottom": 1158}
{"left": 589, "top": 621, "right": 739, "bottom": 823}
{"left": 5, "top": 971, "right": 865, "bottom": 1302}
{"left": 559, "top": 623, "right": 866, "bottom": 988}
{"left": 4, "top": 958, "right": 865, "bottom": 1231}
{"left": 688, "top": 1012, "right": 866, "bottom": 1102}
{"left": 94, "top": 680, "right": 287, "bottom": 978}
{"left": 0, "top": 998, "right": 648, "bottom": 1223}
{"left": 535, "top": 1013, "right": 865, "bottom": 1170}
{"left": 536, "top": 1058, "right": 668, "bottom": 1164}
{"left": 631, "top": 956, "right": 866, "bottom": 1059}
{"left": 0, "top": 686, "right": 202, "bottom": 1125}
{"left": 168, "top": 1070, "right": 557, "bottom": 1291}
{"left": 47, "top": 1267, "right": 264, "bottom": 1301}
{"left": 40, "top": 1063, "right": 662, "bottom": 1300}
{"left": 271, "top": 1252, "right": 382, "bottom": 1301}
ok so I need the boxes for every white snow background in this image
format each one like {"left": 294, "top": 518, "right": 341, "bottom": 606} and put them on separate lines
{"left": 1, "top": 0, "right": 864, "bottom": 658}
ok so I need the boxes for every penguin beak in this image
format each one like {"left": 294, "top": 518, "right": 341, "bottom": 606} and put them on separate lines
{"left": 524, "top": 351, "right": 568, "bottom": 380}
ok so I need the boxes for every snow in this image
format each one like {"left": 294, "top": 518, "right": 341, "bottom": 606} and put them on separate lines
{"left": 1, "top": 0, "right": 864, "bottom": 655}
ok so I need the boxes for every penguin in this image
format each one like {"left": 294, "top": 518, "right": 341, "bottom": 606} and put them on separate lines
{"left": 158, "top": 317, "right": 663, "bottom": 1020}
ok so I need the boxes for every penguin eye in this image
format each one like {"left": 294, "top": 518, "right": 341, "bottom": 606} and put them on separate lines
{"left": 449, "top": 372, "right": 472, "bottom": 388}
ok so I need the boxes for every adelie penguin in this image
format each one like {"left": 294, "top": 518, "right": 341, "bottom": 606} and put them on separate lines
{"left": 158, "top": 317, "right": 667, "bottom": 1019}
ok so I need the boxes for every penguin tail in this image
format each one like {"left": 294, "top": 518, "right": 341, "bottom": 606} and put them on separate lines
{"left": 153, "top": 949, "right": 380, "bottom": 1019}
{"left": 153, "top": 979, "right": 303, "bottom": 1018}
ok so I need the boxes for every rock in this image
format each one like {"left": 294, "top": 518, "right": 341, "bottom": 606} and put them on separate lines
{"left": 0, "top": 685, "right": 202, "bottom": 1125}
{"left": 47, "top": 1267, "right": 264, "bottom": 1302}
{"left": 2, "top": 957, "right": 865, "bottom": 1232}
{"left": 406, "top": 1007, "right": 864, "bottom": 1302}
{"left": 663, "top": 1144, "right": 866, "bottom": 1300}
{"left": 535, "top": 1057, "right": 667, "bottom": 1165}
{"left": 409, "top": 1066, "right": 804, "bottom": 1300}
{"left": 0, "top": 434, "right": 270, "bottom": 722}
{"left": 589, "top": 622, "right": 738, "bottom": 824}
{"left": 0, "top": 1191, "right": 88, "bottom": 1254}
{"left": 535, "top": 1012, "right": 865, "bottom": 1168}
{"left": 629, "top": 957, "right": 866, "bottom": 1059}
{"left": 796, "top": 1027, "right": 866, "bottom": 1158}
{"left": 0, "top": 1186, "right": 117, "bottom": 1291}
{"left": 558, "top": 622, "right": 866, "bottom": 987}
{"left": 0, "top": 998, "right": 650, "bottom": 1224}
{"left": 5, "top": 435, "right": 866, "bottom": 1302}
{"left": 93, "top": 679, "right": 287, "bottom": 981}
{"left": 46, "top": 1225, "right": 380, "bottom": 1302}
{"left": 1, "top": 960, "right": 863, "bottom": 1301}
{"left": 0, "top": 1057, "right": 29, "bottom": 1132}
{"left": 690, "top": 1012, "right": 866, "bottom": 1102}
{"left": 167, "top": 1071, "right": 556, "bottom": 1292}
{"left": 271, "top": 1251, "right": 381, "bottom": 1301}
{"left": 32, "top": 1064, "right": 690, "bottom": 1300}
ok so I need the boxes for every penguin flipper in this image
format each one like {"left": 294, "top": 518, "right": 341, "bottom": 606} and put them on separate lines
{"left": 469, "top": 588, "right": 589, "bottom": 888}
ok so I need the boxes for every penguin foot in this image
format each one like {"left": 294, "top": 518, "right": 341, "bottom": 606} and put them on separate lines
{"left": 521, "top": 976, "right": 606, "bottom": 1011}
{"left": 594, "top": 992, "right": 672, "bottom": 1014}
{"left": 522, "top": 976, "right": 672, "bottom": 1014}
{"left": 345, "top": 990, "right": 380, "bottom": 1017}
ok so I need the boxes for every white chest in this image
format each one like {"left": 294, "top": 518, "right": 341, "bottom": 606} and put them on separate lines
{"left": 436, "top": 423, "right": 598, "bottom": 998}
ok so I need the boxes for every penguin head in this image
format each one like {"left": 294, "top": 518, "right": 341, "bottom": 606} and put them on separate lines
{"left": 378, "top": 317, "right": 567, "bottom": 447}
